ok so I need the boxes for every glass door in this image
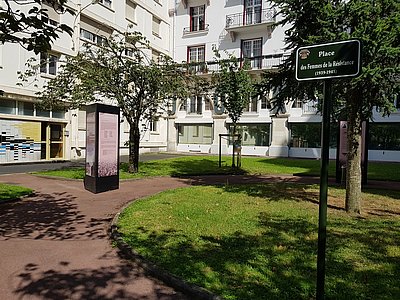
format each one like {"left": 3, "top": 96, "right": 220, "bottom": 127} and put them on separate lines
{"left": 242, "top": 38, "right": 262, "bottom": 69}
{"left": 40, "top": 122, "right": 65, "bottom": 159}
{"left": 245, "top": 0, "right": 262, "bottom": 25}
{"left": 49, "top": 124, "right": 64, "bottom": 159}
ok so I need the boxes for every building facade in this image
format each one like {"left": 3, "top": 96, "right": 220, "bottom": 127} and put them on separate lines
{"left": 0, "top": 0, "right": 172, "bottom": 162}
{"left": 168, "top": 0, "right": 400, "bottom": 162}
{"left": 0, "top": 0, "right": 399, "bottom": 164}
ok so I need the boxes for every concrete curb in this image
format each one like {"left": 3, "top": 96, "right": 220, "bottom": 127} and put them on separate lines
{"left": 110, "top": 209, "right": 223, "bottom": 300}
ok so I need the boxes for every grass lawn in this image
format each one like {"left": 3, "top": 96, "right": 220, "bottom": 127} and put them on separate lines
{"left": 0, "top": 183, "right": 33, "bottom": 203}
{"left": 117, "top": 184, "right": 400, "bottom": 300}
{"left": 35, "top": 156, "right": 400, "bottom": 182}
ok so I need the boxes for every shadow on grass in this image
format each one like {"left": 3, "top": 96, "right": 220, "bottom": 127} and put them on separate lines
{"left": 121, "top": 213, "right": 400, "bottom": 300}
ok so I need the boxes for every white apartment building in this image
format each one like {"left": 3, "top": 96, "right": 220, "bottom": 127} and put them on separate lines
{"left": 0, "top": 0, "right": 172, "bottom": 163}
{"left": 0, "top": 0, "right": 399, "bottom": 164}
{"left": 168, "top": 0, "right": 400, "bottom": 162}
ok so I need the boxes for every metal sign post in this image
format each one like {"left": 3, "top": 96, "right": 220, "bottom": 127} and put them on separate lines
{"left": 316, "top": 79, "right": 331, "bottom": 299}
{"left": 295, "top": 40, "right": 361, "bottom": 300}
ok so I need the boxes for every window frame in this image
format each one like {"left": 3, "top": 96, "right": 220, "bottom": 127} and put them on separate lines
{"left": 241, "top": 37, "right": 263, "bottom": 69}
{"left": 152, "top": 16, "right": 161, "bottom": 37}
{"left": 187, "top": 45, "right": 206, "bottom": 73}
{"left": 190, "top": 5, "right": 205, "bottom": 32}
{"left": 244, "top": 0, "right": 262, "bottom": 25}
{"left": 40, "top": 52, "right": 59, "bottom": 76}
{"left": 99, "top": 0, "right": 112, "bottom": 9}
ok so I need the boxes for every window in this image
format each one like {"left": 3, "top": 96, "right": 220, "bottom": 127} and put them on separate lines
{"left": 261, "top": 95, "right": 270, "bottom": 109}
{"left": 36, "top": 108, "right": 50, "bottom": 118}
{"left": 41, "top": 2, "right": 60, "bottom": 27}
{"left": 228, "top": 124, "right": 270, "bottom": 146}
{"left": 290, "top": 123, "right": 321, "bottom": 148}
{"left": 193, "top": 126, "right": 199, "bottom": 137}
{"left": 152, "top": 16, "right": 161, "bottom": 37}
{"left": 99, "top": 0, "right": 112, "bottom": 8}
{"left": 179, "top": 99, "right": 187, "bottom": 111}
{"left": 152, "top": 49, "right": 161, "bottom": 62}
{"left": 242, "top": 38, "right": 262, "bottom": 69}
{"left": 80, "top": 28, "right": 107, "bottom": 45}
{"left": 204, "top": 98, "right": 211, "bottom": 110}
{"left": 18, "top": 102, "right": 34, "bottom": 116}
{"left": 124, "top": 47, "right": 134, "bottom": 57}
{"left": 369, "top": 123, "right": 400, "bottom": 150}
{"left": 52, "top": 110, "right": 65, "bottom": 119}
{"left": 189, "top": 96, "right": 202, "bottom": 114}
{"left": 0, "top": 43, "right": 3, "bottom": 67}
{"left": 292, "top": 98, "right": 303, "bottom": 108}
{"left": 188, "top": 45, "right": 205, "bottom": 73}
{"left": 246, "top": 96, "right": 258, "bottom": 112}
{"left": 190, "top": 5, "right": 205, "bottom": 32}
{"left": 290, "top": 123, "right": 337, "bottom": 148}
{"left": 395, "top": 94, "right": 400, "bottom": 110}
{"left": 0, "top": 99, "right": 16, "bottom": 114}
{"left": 41, "top": 13, "right": 58, "bottom": 27}
{"left": 40, "top": 52, "right": 58, "bottom": 75}
{"left": 80, "top": 16, "right": 112, "bottom": 45}
{"left": 150, "top": 119, "right": 158, "bottom": 132}
{"left": 78, "top": 109, "right": 86, "bottom": 130}
{"left": 126, "top": 0, "right": 136, "bottom": 23}
{"left": 245, "top": 0, "right": 262, "bottom": 25}
{"left": 178, "top": 124, "right": 213, "bottom": 144}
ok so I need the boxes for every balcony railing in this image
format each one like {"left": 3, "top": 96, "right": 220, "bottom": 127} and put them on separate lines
{"left": 183, "top": 24, "right": 210, "bottom": 35}
{"left": 302, "top": 101, "right": 319, "bottom": 114}
{"left": 185, "top": 54, "right": 288, "bottom": 75}
{"left": 226, "top": 8, "right": 276, "bottom": 29}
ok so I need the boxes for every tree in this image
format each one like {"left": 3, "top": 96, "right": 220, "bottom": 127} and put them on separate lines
{"left": 0, "top": 0, "right": 74, "bottom": 54}
{"left": 212, "top": 51, "right": 255, "bottom": 167}
{"left": 37, "top": 32, "right": 192, "bottom": 173}
{"left": 259, "top": 0, "right": 399, "bottom": 214}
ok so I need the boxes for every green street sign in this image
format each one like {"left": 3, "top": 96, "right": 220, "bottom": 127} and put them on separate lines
{"left": 295, "top": 40, "right": 361, "bottom": 81}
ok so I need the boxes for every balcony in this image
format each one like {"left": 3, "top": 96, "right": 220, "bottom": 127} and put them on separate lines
{"left": 186, "top": 53, "right": 288, "bottom": 75}
{"left": 183, "top": 24, "right": 209, "bottom": 37}
{"left": 180, "top": 0, "right": 210, "bottom": 9}
{"left": 225, "top": 8, "right": 276, "bottom": 41}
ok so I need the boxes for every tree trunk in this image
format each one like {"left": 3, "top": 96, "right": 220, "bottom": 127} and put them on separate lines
{"left": 128, "top": 122, "right": 140, "bottom": 173}
{"left": 232, "top": 124, "right": 236, "bottom": 167}
{"left": 345, "top": 93, "right": 362, "bottom": 214}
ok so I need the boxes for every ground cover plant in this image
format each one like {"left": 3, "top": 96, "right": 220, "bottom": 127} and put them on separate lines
{"left": 117, "top": 183, "right": 400, "bottom": 300}
{"left": 34, "top": 156, "right": 400, "bottom": 182}
{"left": 0, "top": 183, "right": 33, "bottom": 203}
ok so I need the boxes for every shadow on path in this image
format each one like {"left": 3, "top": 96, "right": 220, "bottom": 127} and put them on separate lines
{"left": 15, "top": 259, "right": 185, "bottom": 300}
{"left": 0, "top": 192, "right": 108, "bottom": 241}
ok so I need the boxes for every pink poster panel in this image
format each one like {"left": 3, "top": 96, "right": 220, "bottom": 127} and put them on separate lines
{"left": 85, "top": 112, "right": 96, "bottom": 176}
{"left": 98, "top": 112, "right": 118, "bottom": 177}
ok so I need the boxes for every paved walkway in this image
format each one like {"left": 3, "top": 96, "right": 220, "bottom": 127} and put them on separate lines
{"left": 0, "top": 173, "right": 398, "bottom": 300}
{"left": 0, "top": 174, "right": 191, "bottom": 300}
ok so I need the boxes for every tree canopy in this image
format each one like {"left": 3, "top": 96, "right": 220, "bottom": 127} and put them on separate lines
{"left": 260, "top": 0, "right": 399, "bottom": 213}
{"left": 0, "top": 0, "right": 74, "bottom": 53}
{"left": 212, "top": 50, "right": 255, "bottom": 167}
{"left": 37, "top": 32, "right": 196, "bottom": 172}
{"left": 212, "top": 51, "right": 255, "bottom": 128}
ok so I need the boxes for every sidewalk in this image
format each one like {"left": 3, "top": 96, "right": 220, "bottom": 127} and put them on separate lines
{"left": 0, "top": 174, "right": 191, "bottom": 300}
{"left": 0, "top": 173, "right": 398, "bottom": 300}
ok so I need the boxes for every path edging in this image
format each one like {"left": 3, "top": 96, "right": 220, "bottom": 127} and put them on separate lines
{"left": 110, "top": 210, "right": 223, "bottom": 300}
